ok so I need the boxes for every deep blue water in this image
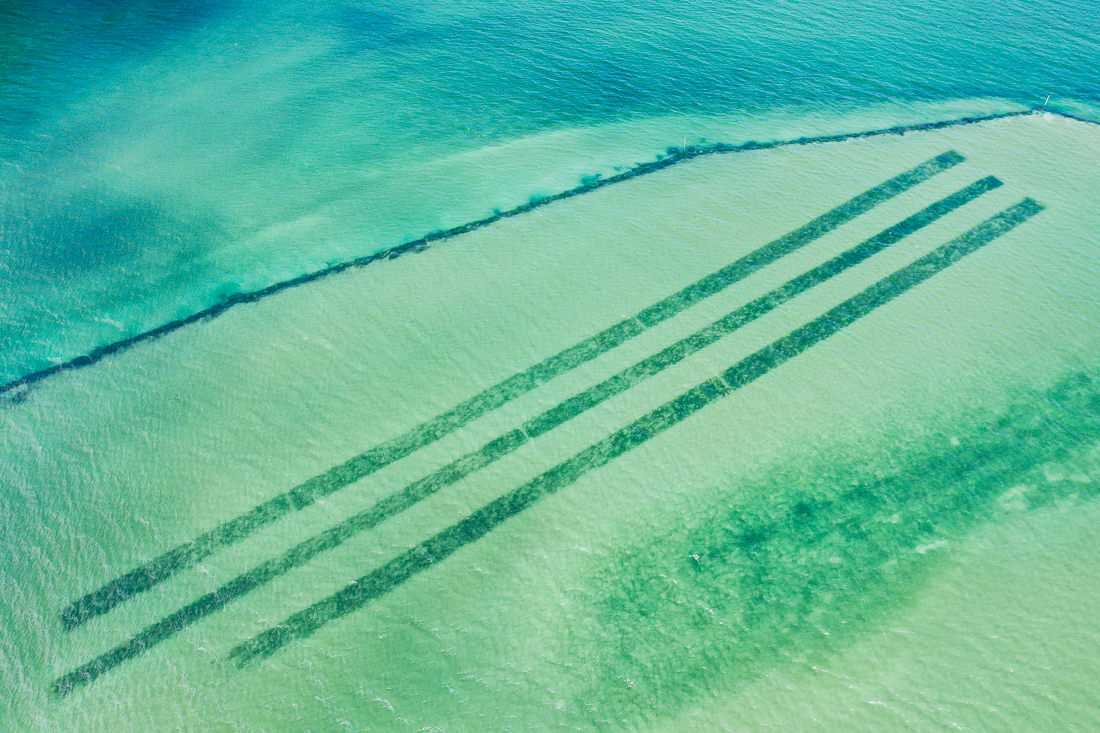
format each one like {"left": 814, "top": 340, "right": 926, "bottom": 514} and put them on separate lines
{"left": 1, "top": 0, "right": 1098, "bottom": 383}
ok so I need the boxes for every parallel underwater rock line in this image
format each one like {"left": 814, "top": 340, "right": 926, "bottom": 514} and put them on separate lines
{"left": 221, "top": 199, "right": 1043, "bottom": 670}
{"left": 59, "top": 151, "right": 964, "bottom": 633}
{"left": 5, "top": 106, "right": 1083, "bottom": 399}
{"left": 51, "top": 174, "right": 1000, "bottom": 693}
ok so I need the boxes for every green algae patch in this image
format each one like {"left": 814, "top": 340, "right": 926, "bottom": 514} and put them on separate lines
{"left": 574, "top": 368, "right": 1100, "bottom": 725}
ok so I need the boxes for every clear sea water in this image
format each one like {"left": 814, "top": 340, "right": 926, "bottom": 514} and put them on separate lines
{"left": 2, "top": 0, "right": 1100, "bottom": 729}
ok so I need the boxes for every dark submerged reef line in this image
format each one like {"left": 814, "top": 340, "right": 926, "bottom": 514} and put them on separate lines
{"left": 51, "top": 175, "right": 998, "bottom": 693}
{"left": 578, "top": 367, "right": 1100, "bottom": 727}
{"left": 1042, "top": 109, "right": 1100, "bottom": 125}
{"left": 8, "top": 105, "right": 1075, "bottom": 401}
{"left": 58, "top": 152, "right": 961, "bottom": 635}
{"left": 218, "top": 199, "right": 1039, "bottom": 673}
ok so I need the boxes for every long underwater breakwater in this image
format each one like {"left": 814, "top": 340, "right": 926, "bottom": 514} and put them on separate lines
{"left": 3, "top": 106, "right": 1079, "bottom": 400}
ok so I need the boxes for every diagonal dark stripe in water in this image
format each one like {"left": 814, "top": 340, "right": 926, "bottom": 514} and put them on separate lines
{"left": 49, "top": 175, "right": 1000, "bottom": 695}
{"left": 58, "top": 151, "right": 963, "bottom": 633}
{"left": 6, "top": 110, "right": 1055, "bottom": 400}
{"left": 220, "top": 198, "right": 1042, "bottom": 670}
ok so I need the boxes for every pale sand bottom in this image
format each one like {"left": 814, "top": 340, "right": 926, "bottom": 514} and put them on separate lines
{"left": 2, "top": 111, "right": 1100, "bottom": 728}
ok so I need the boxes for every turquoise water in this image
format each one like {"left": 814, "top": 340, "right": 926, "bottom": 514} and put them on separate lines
{"left": 1, "top": 0, "right": 1099, "bottom": 382}
{"left": 4, "top": 1, "right": 1100, "bottom": 730}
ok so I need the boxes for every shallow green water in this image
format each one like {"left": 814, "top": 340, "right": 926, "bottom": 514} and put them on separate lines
{"left": 3, "top": 112, "right": 1100, "bottom": 728}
